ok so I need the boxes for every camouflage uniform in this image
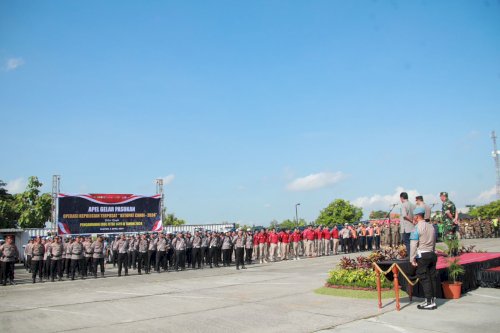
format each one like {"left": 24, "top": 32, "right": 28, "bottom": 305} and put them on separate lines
{"left": 441, "top": 198, "right": 457, "bottom": 240}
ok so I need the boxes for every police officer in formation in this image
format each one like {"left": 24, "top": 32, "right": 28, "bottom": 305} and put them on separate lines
{"left": 49, "top": 236, "right": 64, "bottom": 281}
{"left": 91, "top": 235, "right": 106, "bottom": 278}
{"left": 0, "top": 235, "right": 19, "bottom": 285}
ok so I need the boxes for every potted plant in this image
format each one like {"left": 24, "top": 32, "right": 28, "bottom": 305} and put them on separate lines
{"left": 442, "top": 258, "right": 465, "bottom": 299}
{"left": 444, "top": 238, "right": 460, "bottom": 257}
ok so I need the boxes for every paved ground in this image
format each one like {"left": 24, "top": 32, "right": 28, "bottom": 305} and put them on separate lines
{"left": 1, "top": 238, "right": 499, "bottom": 333}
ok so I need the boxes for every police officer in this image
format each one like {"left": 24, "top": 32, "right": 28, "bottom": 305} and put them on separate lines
{"left": 0, "top": 235, "right": 19, "bottom": 285}
{"left": 30, "top": 236, "right": 45, "bottom": 283}
{"left": 111, "top": 236, "right": 119, "bottom": 267}
{"left": 166, "top": 233, "right": 174, "bottom": 269}
{"left": 192, "top": 230, "right": 202, "bottom": 269}
{"left": 201, "top": 231, "right": 210, "bottom": 267}
{"left": 390, "top": 221, "right": 400, "bottom": 247}
{"left": 208, "top": 231, "right": 219, "bottom": 268}
{"left": 116, "top": 234, "right": 129, "bottom": 276}
{"left": 69, "top": 236, "right": 85, "bottom": 280}
{"left": 137, "top": 233, "right": 149, "bottom": 274}
{"left": 147, "top": 233, "right": 157, "bottom": 273}
{"left": 83, "top": 236, "right": 93, "bottom": 277}
{"left": 410, "top": 206, "right": 438, "bottom": 310}
{"left": 172, "top": 232, "right": 187, "bottom": 271}
{"left": 91, "top": 235, "right": 106, "bottom": 278}
{"left": 49, "top": 236, "right": 64, "bottom": 282}
{"left": 186, "top": 232, "right": 193, "bottom": 267}
{"left": 156, "top": 233, "right": 168, "bottom": 273}
{"left": 245, "top": 229, "right": 253, "bottom": 264}
{"left": 43, "top": 237, "right": 51, "bottom": 279}
{"left": 232, "top": 229, "right": 246, "bottom": 270}
{"left": 64, "top": 237, "right": 73, "bottom": 278}
{"left": 221, "top": 231, "right": 232, "bottom": 267}
{"left": 25, "top": 239, "right": 33, "bottom": 272}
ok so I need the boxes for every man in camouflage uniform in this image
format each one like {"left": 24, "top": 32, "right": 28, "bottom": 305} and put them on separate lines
{"left": 440, "top": 192, "right": 458, "bottom": 240}
{"left": 465, "top": 223, "right": 474, "bottom": 239}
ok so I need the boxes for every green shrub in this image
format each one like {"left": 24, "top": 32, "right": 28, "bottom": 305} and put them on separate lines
{"left": 327, "top": 268, "right": 392, "bottom": 289}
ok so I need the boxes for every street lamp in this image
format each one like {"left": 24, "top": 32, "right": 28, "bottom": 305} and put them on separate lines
{"left": 295, "top": 203, "right": 301, "bottom": 227}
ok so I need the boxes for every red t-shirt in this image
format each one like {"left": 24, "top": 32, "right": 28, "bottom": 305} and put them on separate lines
{"left": 269, "top": 233, "right": 279, "bottom": 244}
{"left": 257, "top": 233, "right": 267, "bottom": 244}
{"left": 280, "top": 232, "right": 290, "bottom": 243}
{"left": 305, "top": 229, "right": 316, "bottom": 241}
{"left": 331, "top": 229, "right": 339, "bottom": 239}
{"left": 290, "top": 232, "right": 302, "bottom": 242}
{"left": 316, "top": 229, "right": 323, "bottom": 239}
{"left": 323, "top": 229, "right": 331, "bottom": 240}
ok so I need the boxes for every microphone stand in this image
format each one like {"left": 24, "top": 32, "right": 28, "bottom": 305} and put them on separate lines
{"left": 385, "top": 204, "right": 397, "bottom": 226}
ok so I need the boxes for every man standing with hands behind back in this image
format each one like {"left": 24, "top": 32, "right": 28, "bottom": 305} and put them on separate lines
{"left": 399, "top": 192, "right": 415, "bottom": 258}
{"left": 410, "top": 206, "right": 437, "bottom": 310}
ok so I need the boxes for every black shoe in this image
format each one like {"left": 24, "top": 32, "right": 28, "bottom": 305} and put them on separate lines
{"left": 58, "top": 278, "right": 63, "bottom": 281}
{"left": 32, "top": 279, "right": 36, "bottom": 284}
{"left": 51, "top": 278, "right": 55, "bottom": 282}
{"left": 417, "top": 302, "right": 437, "bottom": 310}
{"left": 242, "top": 266, "right": 247, "bottom": 269}
{"left": 125, "top": 273, "right": 129, "bottom": 276}
{"left": 236, "top": 267, "right": 240, "bottom": 270}
{"left": 138, "top": 272, "right": 142, "bottom": 275}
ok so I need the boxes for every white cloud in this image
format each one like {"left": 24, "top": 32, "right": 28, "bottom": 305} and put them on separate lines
{"left": 159, "top": 174, "right": 175, "bottom": 185}
{"left": 473, "top": 187, "right": 497, "bottom": 204}
{"left": 286, "top": 171, "right": 345, "bottom": 191}
{"left": 5, "top": 57, "right": 25, "bottom": 71}
{"left": 5, "top": 177, "right": 27, "bottom": 194}
{"left": 352, "top": 187, "right": 440, "bottom": 212}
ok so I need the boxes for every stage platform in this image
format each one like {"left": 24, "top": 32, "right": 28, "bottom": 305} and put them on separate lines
{"left": 479, "top": 265, "right": 500, "bottom": 288}
{"left": 378, "top": 252, "right": 500, "bottom": 298}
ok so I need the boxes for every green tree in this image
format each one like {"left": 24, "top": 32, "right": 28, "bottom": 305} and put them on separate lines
{"left": 0, "top": 180, "right": 19, "bottom": 228}
{"left": 469, "top": 200, "right": 500, "bottom": 219}
{"left": 279, "top": 218, "right": 307, "bottom": 230}
{"left": 316, "top": 199, "right": 363, "bottom": 227}
{"left": 164, "top": 213, "right": 186, "bottom": 226}
{"left": 369, "top": 210, "right": 388, "bottom": 219}
{"left": 14, "top": 176, "right": 52, "bottom": 228}
{"left": 269, "top": 219, "right": 280, "bottom": 229}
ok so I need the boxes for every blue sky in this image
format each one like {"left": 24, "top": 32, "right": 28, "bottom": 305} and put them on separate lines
{"left": 1, "top": 0, "right": 500, "bottom": 225}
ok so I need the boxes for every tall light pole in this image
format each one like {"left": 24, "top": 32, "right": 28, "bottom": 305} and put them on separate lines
{"left": 295, "top": 203, "right": 301, "bottom": 227}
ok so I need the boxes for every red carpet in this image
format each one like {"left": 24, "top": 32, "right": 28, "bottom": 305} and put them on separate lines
{"left": 437, "top": 252, "right": 500, "bottom": 270}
